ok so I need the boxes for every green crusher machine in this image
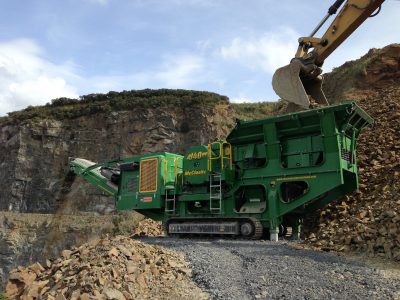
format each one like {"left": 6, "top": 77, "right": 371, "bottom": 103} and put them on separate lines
{"left": 70, "top": 102, "right": 372, "bottom": 240}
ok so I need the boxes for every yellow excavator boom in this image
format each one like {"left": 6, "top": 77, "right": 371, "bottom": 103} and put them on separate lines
{"left": 272, "top": 0, "right": 385, "bottom": 108}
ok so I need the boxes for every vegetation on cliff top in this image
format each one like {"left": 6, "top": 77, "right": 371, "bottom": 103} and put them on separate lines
{"left": 0, "top": 87, "right": 283, "bottom": 126}
{"left": 231, "top": 101, "right": 283, "bottom": 120}
{"left": 0, "top": 89, "right": 230, "bottom": 125}
{"left": 323, "top": 48, "right": 382, "bottom": 103}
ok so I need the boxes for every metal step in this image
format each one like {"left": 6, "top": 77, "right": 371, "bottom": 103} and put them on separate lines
{"left": 209, "top": 173, "right": 222, "bottom": 213}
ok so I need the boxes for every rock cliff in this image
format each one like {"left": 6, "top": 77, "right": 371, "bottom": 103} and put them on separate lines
{"left": 0, "top": 90, "right": 233, "bottom": 214}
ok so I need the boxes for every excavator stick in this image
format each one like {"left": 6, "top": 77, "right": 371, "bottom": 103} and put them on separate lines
{"left": 272, "top": 59, "right": 329, "bottom": 109}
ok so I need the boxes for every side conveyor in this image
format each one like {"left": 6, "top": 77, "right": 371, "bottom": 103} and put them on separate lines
{"left": 69, "top": 158, "right": 118, "bottom": 196}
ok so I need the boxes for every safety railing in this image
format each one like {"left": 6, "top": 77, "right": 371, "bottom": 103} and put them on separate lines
{"left": 207, "top": 141, "right": 232, "bottom": 172}
{"left": 163, "top": 157, "right": 183, "bottom": 185}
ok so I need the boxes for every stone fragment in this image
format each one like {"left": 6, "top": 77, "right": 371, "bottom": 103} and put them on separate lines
{"left": 79, "top": 293, "right": 90, "bottom": 300}
{"left": 46, "top": 259, "right": 52, "bottom": 268}
{"left": 26, "top": 284, "right": 41, "bottom": 298}
{"left": 40, "top": 286, "right": 51, "bottom": 296}
{"left": 70, "top": 289, "right": 81, "bottom": 300}
{"left": 53, "top": 271, "right": 63, "bottom": 282}
{"left": 19, "top": 270, "right": 37, "bottom": 285}
{"left": 61, "top": 250, "right": 73, "bottom": 259}
{"left": 136, "top": 273, "right": 147, "bottom": 288}
{"left": 126, "top": 262, "right": 138, "bottom": 274}
{"left": 117, "top": 245, "right": 132, "bottom": 257}
{"left": 108, "top": 247, "right": 119, "bottom": 257}
{"left": 103, "top": 288, "right": 126, "bottom": 300}
{"left": 5, "top": 281, "right": 22, "bottom": 298}
{"left": 93, "top": 290, "right": 103, "bottom": 299}
{"left": 55, "top": 293, "right": 67, "bottom": 300}
{"left": 30, "top": 262, "right": 45, "bottom": 275}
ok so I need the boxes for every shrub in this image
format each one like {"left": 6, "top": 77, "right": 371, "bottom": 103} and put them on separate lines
{"left": 2, "top": 89, "right": 230, "bottom": 125}
{"left": 232, "top": 101, "right": 279, "bottom": 120}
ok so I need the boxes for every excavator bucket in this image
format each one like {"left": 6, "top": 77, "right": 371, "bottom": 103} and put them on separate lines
{"left": 272, "top": 60, "right": 329, "bottom": 109}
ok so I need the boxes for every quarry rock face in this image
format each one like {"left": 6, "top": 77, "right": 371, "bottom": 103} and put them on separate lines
{"left": 0, "top": 102, "right": 232, "bottom": 214}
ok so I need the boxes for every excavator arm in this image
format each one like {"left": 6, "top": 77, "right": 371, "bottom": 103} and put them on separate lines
{"left": 272, "top": 0, "right": 385, "bottom": 108}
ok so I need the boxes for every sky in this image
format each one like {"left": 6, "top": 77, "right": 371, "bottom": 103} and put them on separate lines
{"left": 0, "top": 0, "right": 399, "bottom": 116}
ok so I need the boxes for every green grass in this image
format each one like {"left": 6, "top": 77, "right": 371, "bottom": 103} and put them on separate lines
{"left": 325, "top": 48, "right": 382, "bottom": 103}
{"left": 231, "top": 101, "right": 282, "bottom": 120}
{"left": 0, "top": 293, "right": 8, "bottom": 300}
{"left": 331, "top": 49, "right": 381, "bottom": 79}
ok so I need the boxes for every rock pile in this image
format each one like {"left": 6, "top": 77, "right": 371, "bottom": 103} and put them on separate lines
{"left": 305, "top": 44, "right": 400, "bottom": 260}
{"left": 132, "top": 218, "right": 164, "bottom": 237}
{"left": 5, "top": 236, "right": 207, "bottom": 300}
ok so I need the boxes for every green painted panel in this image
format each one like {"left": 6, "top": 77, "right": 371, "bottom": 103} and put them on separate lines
{"left": 183, "top": 145, "right": 209, "bottom": 185}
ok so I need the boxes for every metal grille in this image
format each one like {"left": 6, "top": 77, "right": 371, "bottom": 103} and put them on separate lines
{"left": 341, "top": 148, "right": 352, "bottom": 162}
{"left": 126, "top": 178, "right": 136, "bottom": 193}
{"left": 139, "top": 158, "right": 158, "bottom": 192}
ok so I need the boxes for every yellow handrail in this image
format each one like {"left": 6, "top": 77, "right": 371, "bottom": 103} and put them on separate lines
{"left": 208, "top": 141, "right": 232, "bottom": 172}
{"left": 222, "top": 141, "right": 233, "bottom": 170}
{"left": 164, "top": 157, "right": 183, "bottom": 185}
{"left": 174, "top": 157, "right": 183, "bottom": 183}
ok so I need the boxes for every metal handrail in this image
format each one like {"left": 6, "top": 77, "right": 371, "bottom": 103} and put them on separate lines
{"left": 164, "top": 157, "right": 183, "bottom": 185}
{"left": 208, "top": 141, "right": 233, "bottom": 172}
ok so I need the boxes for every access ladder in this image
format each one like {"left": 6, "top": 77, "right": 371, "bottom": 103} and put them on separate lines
{"left": 209, "top": 173, "right": 222, "bottom": 213}
{"left": 165, "top": 186, "right": 176, "bottom": 215}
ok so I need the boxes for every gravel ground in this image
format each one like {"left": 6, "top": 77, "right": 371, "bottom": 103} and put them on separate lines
{"left": 139, "top": 237, "right": 400, "bottom": 300}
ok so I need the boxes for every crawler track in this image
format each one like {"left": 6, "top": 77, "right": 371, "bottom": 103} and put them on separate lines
{"left": 165, "top": 218, "right": 264, "bottom": 239}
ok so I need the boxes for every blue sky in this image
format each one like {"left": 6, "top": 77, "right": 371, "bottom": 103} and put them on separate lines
{"left": 0, "top": 0, "right": 399, "bottom": 115}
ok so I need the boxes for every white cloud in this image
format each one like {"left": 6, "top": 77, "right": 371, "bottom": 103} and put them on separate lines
{"left": 230, "top": 97, "right": 254, "bottom": 104}
{"left": 0, "top": 38, "right": 214, "bottom": 116}
{"left": 219, "top": 27, "right": 299, "bottom": 74}
{"left": 0, "top": 39, "right": 79, "bottom": 116}
{"left": 154, "top": 54, "right": 205, "bottom": 87}
{"left": 77, "top": 53, "right": 209, "bottom": 93}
